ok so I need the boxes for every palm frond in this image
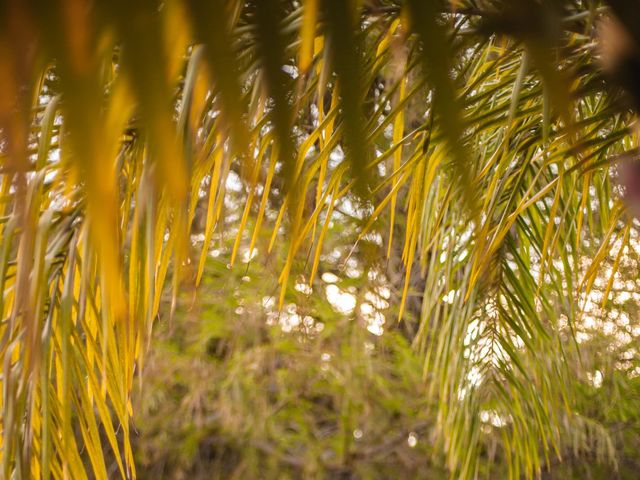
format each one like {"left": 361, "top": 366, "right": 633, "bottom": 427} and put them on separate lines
{"left": 0, "top": 1, "right": 637, "bottom": 478}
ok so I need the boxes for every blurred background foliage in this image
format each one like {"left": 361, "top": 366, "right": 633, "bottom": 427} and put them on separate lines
{"left": 2, "top": 0, "right": 640, "bottom": 478}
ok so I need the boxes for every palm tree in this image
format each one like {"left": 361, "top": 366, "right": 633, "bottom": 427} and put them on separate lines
{"left": 1, "top": 0, "right": 639, "bottom": 478}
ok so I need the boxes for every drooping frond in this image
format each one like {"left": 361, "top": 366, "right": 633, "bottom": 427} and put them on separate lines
{"left": 0, "top": 1, "right": 637, "bottom": 478}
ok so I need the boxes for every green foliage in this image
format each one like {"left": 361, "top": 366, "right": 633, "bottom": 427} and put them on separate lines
{"left": 134, "top": 249, "right": 447, "bottom": 479}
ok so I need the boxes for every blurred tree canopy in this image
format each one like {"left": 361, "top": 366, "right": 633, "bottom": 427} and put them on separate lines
{"left": 1, "top": 0, "right": 640, "bottom": 478}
